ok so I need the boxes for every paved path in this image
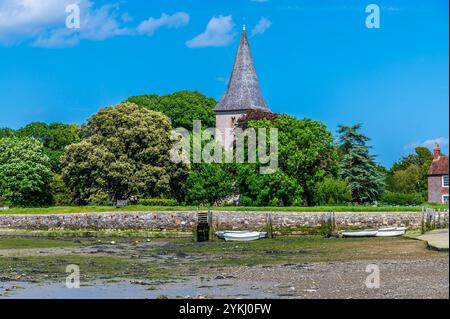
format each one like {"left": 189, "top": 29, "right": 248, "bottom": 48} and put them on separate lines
{"left": 418, "top": 229, "right": 449, "bottom": 251}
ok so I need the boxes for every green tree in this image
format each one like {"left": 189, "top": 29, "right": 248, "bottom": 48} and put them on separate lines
{"left": 61, "top": 102, "right": 188, "bottom": 204}
{"left": 16, "top": 122, "right": 48, "bottom": 141}
{"left": 49, "top": 174, "right": 72, "bottom": 206}
{"left": 388, "top": 147, "right": 433, "bottom": 198}
{"left": 0, "top": 128, "right": 15, "bottom": 138}
{"left": 237, "top": 115, "right": 338, "bottom": 206}
{"left": 390, "top": 164, "right": 422, "bottom": 194}
{"left": 337, "top": 124, "right": 385, "bottom": 204}
{"left": 391, "top": 147, "right": 433, "bottom": 172}
{"left": 237, "top": 164, "right": 303, "bottom": 206}
{"left": 313, "top": 177, "right": 352, "bottom": 205}
{"left": 126, "top": 91, "right": 216, "bottom": 129}
{"left": 184, "top": 163, "right": 235, "bottom": 205}
{"left": 0, "top": 137, "right": 52, "bottom": 206}
{"left": 17, "top": 122, "right": 81, "bottom": 172}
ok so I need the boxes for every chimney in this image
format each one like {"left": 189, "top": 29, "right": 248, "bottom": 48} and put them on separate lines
{"left": 434, "top": 143, "right": 441, "bottom": 160}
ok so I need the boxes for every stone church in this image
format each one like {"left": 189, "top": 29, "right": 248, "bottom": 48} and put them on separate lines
{"left": 215, "top": 25, "right": 271, "bottom": 149}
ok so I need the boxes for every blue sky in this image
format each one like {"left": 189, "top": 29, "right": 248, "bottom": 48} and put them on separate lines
{"left": 0, "top": 0, "right": 448, "bottom": 167}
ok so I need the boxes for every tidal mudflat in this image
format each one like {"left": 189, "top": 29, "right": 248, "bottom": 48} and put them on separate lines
{"left": 0, "top": 231, "right": 448, "bottom": 299}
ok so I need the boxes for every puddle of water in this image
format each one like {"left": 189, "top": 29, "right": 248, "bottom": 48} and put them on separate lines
{"left": 0, "top": 278, "right": 277, "bottom": 299}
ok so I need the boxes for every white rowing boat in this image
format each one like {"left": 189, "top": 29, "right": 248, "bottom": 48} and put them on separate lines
{"left": 341, "top": 227, "right": 407, "bottom": 237}
{"left": 216, "top": 231, "right": 267, "bottom": 241}
{"left": 341, "top": 229, "right": 378, "bottom": 237}
{"left": 215, "top": 231, "right": 253, "bottom": 239}
{"left": 375, "top": 227, "right": 407, "bottom": 237}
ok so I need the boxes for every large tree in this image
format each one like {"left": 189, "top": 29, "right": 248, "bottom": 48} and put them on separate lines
{"left": 391, "top": 146, "right": 433, "bottom": 172}
{"left": 0, "top": 137, "right": 52, "bottom": 206}
{"left": 17, "top": 122, "right": 81, "bottom": 172}
{"left": 61, "top": 102, "right": 189, "bottom": 204}
{"left": 0, "top": 128, "right": 15, "bottom": 138}
{"left": 126, "top": 91, "right": 216, "bottom": 129}
{"left": 184, "top": 163, "right": 235, "bottom": 206}
{"left": 237, "top": 115, "right": 338, "bottom": 206}
{"left": 237, "top": 164, "right": 304, "bottom": 206}
{"left": 313, "top": 177, "right": 352, "bottom": 206}
{"left": 337, "top": 124, "right": 385, "bottom": 204}
{"left": 390, "top": 164, "right": 422, "bottom": 194}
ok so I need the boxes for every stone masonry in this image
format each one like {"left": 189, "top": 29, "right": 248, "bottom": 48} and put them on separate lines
{"left": 0, "top": 211, "right": 432, "bottom": 233}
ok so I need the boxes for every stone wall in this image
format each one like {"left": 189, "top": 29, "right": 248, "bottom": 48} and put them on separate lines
{"left": 0, "top": 211, "right": 431, "bottom": 233}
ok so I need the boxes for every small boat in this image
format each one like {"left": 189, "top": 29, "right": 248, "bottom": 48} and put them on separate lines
{"left": 376, "top": 227, "right": 407, "bottom": 237}
{"left": 216, "top": 231, "right": 267, "bottom": 241}
{"left": 341, "top": 229, "right": 378, "bottom": 237}
{"left": 215, "top": 230, "right": 249, "bottom": 239}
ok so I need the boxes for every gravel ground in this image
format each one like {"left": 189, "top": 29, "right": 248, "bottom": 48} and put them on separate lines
{"left": 208, "top": 257, "right": 449, "bottom": 299}
{"left": 0, "top": 235, "right": 448, "bottom": 299}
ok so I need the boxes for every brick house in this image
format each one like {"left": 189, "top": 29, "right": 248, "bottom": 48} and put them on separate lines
{"left": 428, "top": 143, "right": 449, "bottom": 203}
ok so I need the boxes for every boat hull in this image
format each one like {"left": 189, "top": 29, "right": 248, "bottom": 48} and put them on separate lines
{"left": 341, "top": 227, "right": 407, "bottom": 237}
{"left": 218, "top": 231, "right": 267, "bottom": 241}
{"left": 376, "top": 228, "right": 406, "bottom": 237}
{"left": 341, "top": 230, "right": 378, "bottom": 237}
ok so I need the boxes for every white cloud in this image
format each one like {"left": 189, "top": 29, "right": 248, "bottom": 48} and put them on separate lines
{"left": 404, "top": 137, "right": 449, "bottom": 151}
{"left": 215, "top": 76, "right": 229, "bottom": 84}
{"left": 251, "top": 0, "right": 270, "bottom": 3}
{"left": 186, "top": 15, "right": 235, "bottom": 48}
{"left": 137, "top": 12, "right": 189, "bottom": 36}
{"left": 0, "top": 0, "right": 189, "bottom": 47}
{"left": 121, "top": 12, "right": 133, "bottom": 23}
{"left": 0, "top": 0, "right": 72, "bottom": 44}
{"left": 34, "top": 2, "right": 133, "bottom": 48}
{"left": 251, "top": 17, "right": 272, "bottom": 37}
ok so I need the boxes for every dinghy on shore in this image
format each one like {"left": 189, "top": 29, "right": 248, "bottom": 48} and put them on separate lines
{"left": 215, "top": 231, "right": 267, "bottom": 241}
{"left": 341, "top": 227, "right": 407, "bottom": 237}
{"left": 341, "top": 229, "right": 378, "bottom": 237}
{"left": 375, "top": 227, "right": 407, "bottom": 237}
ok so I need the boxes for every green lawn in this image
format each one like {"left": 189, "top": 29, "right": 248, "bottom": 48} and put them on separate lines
{"left": 0, "top": 203, "right": 448, "bottom": 215}
{"left": 0, "top": 238, "right": 81, "bottom": 250}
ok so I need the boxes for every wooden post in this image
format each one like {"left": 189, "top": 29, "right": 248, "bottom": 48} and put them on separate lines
{"left": 331, "top": 212, "right": 336, "bottom": 233}
{"left": 421, "top": 207, "right": 425, "bottom": 234}
{"left": 444, "top": 209, "right": 448, "bottom": 228}
{"left": 265, "top": 213, "right": 273, "bottom": 239}
{"left": 438, "top": 209, "right": 441, "bottom": 229}
{"left": 192, "top": 224, "right": 198, "bottom": 242}
{"left": 208, "top": 208, "right": 214, "bottom": 241}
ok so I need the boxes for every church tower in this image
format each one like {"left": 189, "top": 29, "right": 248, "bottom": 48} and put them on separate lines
{"left": 215, "top": 25, "right": 271, "bottom": 149}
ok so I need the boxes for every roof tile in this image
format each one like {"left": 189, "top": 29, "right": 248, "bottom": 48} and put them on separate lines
{"left": 428, "top": 156, "right": 449, "bottom": 176}
{"left": 215, "top": 28, "right": 270, "bottom": 112}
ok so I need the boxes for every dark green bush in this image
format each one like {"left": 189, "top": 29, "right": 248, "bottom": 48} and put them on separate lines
{"left": 313, "top": 177, "right": 352, "bottom": 205}
{"left": 380, "top": 192, "right": 423, "bottom": 206}
{"left": 137, "top": 198, "right": 178, "bottom": 206}
{"left": 87, "top": 191, "right": 114, "bottom": 206}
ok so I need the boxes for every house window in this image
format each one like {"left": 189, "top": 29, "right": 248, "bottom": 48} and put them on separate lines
{"left": 443, "top": 175, "right": 449, "bottom": 187}
{"left": 443, "top": 195, "right": 449, "bottom": 204}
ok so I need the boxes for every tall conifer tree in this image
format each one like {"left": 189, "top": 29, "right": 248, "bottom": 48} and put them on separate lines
{"left": 337, "top": 124, "right": 385, "bottom": 204}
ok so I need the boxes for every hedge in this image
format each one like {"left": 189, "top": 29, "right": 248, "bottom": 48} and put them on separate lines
{"left": 136, "top": 198, "right": 178, "bottom": 206}
{"left": 380, "top": 193, "right": 424, "bottom": 206}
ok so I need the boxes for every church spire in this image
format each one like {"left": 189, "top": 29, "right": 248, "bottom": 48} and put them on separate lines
{"left": 214, "top": 26, "right": 270, "bottom": 112}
